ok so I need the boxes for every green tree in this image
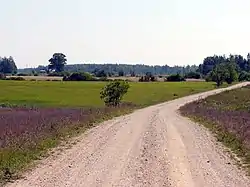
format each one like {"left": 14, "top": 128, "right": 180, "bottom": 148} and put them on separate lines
{"left": 93, "top": 69, "right": 107, "bottom": 77}
{"left": 100, "top": 81, "right": 129, "bottom": 106}
{"left": 63, "top": 72, "right": 94, "bottom": 81}
{"left": 21, "top": 63, "right": 199, "bottom": 76}
{"left": 239, "top": 71, "right": 250, "bottom": 81}
{"left": 166, "top": 74, "right": 185, "bottom": 82}
{"left": 48, "top": 53, "right": 67, "bottom": 72}
{"left": 130, "top": 71, "right": 135, "bottom": 77}
{"left": 185, "top": 72, "right": 201, "bottom": 79}
{"left": 247, "top": 53, "right": 250, "bottom": 71}
{"left": 0, "top": 73, "right": 6, "bottom": 79}
{"left": 199, "top": 55, "right": 226, "bottom": 75}
{"left": 118, "top": 70, "right": 124, "bottom": 77}
{"left": 224, "top": 62, "right": 238, "bottom": 84}
{"left": 0, "top": 56, "right": 17, "bottom": 74}
{"left": 210, "top": 64, "right": 226, "bottom": 87}
{"left": 198, "top": 54, "right": 250, "bottom": 76}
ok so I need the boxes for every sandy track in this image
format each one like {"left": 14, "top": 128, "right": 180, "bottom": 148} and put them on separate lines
{"left": 7, "top": 82, "right": 250, "bottom": 187}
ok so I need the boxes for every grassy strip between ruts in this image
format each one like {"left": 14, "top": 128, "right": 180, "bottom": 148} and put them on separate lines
{"left": 0, "top": 81, "right": 222, "bottom": 185}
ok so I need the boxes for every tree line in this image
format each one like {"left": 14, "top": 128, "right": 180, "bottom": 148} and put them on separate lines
{"left": 197, "top": 53, "right": 250, "bottom": 86}
{"left": 0, "top": 56, "right": 17, "bottom": 74}
{"left": 18, "top": 53, "right": 198, "bottom": 76}
{"left": 3, "top": 52, "right": 250, "bottom": 85}
{"left": 198, "top": 54, "right": 250, "bottom": 75}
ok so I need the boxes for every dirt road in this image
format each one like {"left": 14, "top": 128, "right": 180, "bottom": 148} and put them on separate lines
{"left": 8, "top": 83, "right": 250, "bottom": 187}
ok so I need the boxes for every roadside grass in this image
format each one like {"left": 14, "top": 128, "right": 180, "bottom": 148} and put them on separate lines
{"left": 180, "top": 85, "right": 250, "bottom": 174}
{"left": 0, "top": 80, "right": 218, "bottom": 184}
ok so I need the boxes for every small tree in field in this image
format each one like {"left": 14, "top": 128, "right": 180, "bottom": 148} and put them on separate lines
{"left": 224, "top": 63, "right": 238, "bottom": 84}
{"left": 48, "top": 53, "right": 67, "bottom": 72}
{"left": 100, "top": 81, "right": 129, "bottom": 106}
{"left": 208, "top": 62, "right": 238, "bottom": 86}
{"left": 210, "top": 66, "right": 225, "bottom": 87}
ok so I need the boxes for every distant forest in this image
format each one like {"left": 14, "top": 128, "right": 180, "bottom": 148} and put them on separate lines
{"left": 19, "top": 64, "right": 198, "bottom": 76}
{"left": 198, "top": 54, "right": 250, "bottom": 75}
{"left": 15, "top": 53, "right": 250, "bottom": 79}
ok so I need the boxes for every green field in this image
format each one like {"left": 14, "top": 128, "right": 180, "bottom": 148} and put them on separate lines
{"left": 0, "top": 80, "right": 217, "bottom": 107}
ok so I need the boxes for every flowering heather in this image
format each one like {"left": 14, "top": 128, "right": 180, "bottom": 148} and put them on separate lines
{"left": 181, "top": 103, "right": 250, "bottom": 147}
{"left": 0, "top": 104, "right": 134, "bottom": 150}
{"left": 180, "top": 85, "right": 250, "bottom": 166}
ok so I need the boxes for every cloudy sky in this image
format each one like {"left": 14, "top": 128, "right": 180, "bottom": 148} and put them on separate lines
{"left": 1, "top": 0, "right": 250, "bottom": 68}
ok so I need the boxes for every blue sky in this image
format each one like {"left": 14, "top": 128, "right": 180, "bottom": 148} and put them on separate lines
{"left": 1, "top": 0, "right": 250, "bottom": 68}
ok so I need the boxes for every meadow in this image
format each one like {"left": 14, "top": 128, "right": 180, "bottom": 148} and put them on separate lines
{"left": 0, "top": 80, "right": 216, "bottom": 183}
{"left": 180, "top": 85, "right": 250, "bottom": 173}
{"left": 0, "top": 80, "right": 215, "bottom": 107}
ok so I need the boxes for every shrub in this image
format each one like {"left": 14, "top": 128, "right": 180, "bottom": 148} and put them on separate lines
{"left": 17, "top": 73, "right": 30, "bottom": 76}
{"left": 205, "top": 74, "right": 212, "bottom": 82}
{"left": 239, "top": 71, "right": 250, "bottom": 82}
{"left": 48, "top": 71, "right": 70, "bottom": 77}
{"left": 63, "top": 72, "right": 95, "bottom": 81}
{"left": 138, "top": 74, "right": 157, "bottom": 82}
{"left": 100, "top": 81, "right": 130, "bottom": 106}
{"left": 165, "top": 74, "right": 185, "bottom": 82}
{"left": 0, "top": 73, "right": 6, "bottom": 80}
{"left": 93, "top": 70, "right": 107, "bottom": 78}
{"left": 139, "top": 76, "right": 145, "bottom": 82}
{"left": 118, "top": 71, "right": 124, "bottom": 77}
{"left": 185, "top": 72, "right": 201, "bottom": 79}
{"left": 150, "top": 76, "right": 157, "bottom": 82}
